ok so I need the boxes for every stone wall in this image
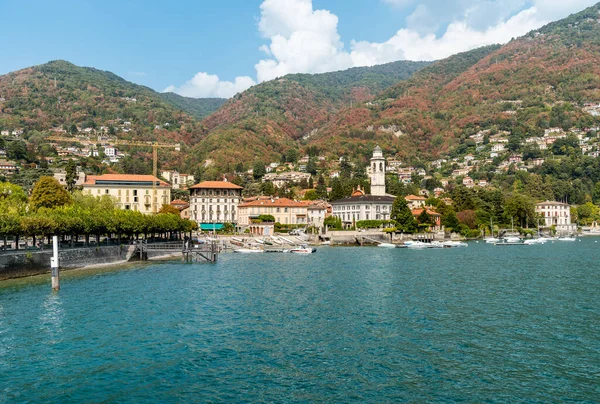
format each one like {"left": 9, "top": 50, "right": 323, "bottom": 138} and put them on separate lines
{"left": 0, "top": 245, "right": 136, "bottom": 280}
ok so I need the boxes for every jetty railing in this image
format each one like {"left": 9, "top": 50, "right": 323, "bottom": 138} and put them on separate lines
{"left": 136, "top": 240, "right": 219, "bottom": 263}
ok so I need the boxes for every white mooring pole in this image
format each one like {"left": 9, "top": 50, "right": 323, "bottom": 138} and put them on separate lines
{"left": 51, "top": 235, "right": 60, "bottom": 291}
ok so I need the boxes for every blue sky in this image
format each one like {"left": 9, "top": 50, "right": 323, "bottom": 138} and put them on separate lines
{"left": 0, "top": 0, "right": 596, "bottom": 98}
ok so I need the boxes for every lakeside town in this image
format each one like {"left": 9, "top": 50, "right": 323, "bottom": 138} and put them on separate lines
{"left": 1, "top": 144, "right": 594, "bottom": 255}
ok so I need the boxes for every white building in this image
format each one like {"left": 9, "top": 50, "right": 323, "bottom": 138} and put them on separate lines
{"left": 535, "top": 201, "right": 575, "bottom": 234}
{"left": 103, "top": 146, "right": 118, "bottom": 157}
{"left": 331, "top": 146, "right": 396, "bottom": 225}
{"left": 307, "top": 201, "right": 330, "bottom": 228}
{"left": 331, "top": 188, "right": 395, "bottom": 224}
{"left": 189, "top": 181, "right": 243, "bottom": 224}
{"left": 162, "top": 170, "right": 195, "bottom": 190}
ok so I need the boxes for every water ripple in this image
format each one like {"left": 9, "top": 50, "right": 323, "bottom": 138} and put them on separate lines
{"left": 0, "top": 240, "right": 599, "bottom": 402}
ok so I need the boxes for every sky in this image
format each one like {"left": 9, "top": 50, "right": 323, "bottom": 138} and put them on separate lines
{"left": 0, "top": 0, "right": 597, "bottom": 98}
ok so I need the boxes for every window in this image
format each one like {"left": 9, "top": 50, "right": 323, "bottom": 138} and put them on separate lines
{"left": 105, "top": 189, "right": 109, "bottom": 194}
{"left": 284, "top": 208, "right": 288, "bottom": 213}
{"left": 118, "top": 190, "right": 121, "bottom": 196}
{"left": 133, "top": 190, "right": 138, "bottom": 196}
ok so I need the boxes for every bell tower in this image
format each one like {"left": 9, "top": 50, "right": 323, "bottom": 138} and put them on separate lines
{"left": 370, "top": 146, "right": 386, "bottom": 196}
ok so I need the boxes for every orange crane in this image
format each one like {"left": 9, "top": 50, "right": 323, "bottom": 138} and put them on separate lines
{"left": 47, "top": 135, "right": 181, "bottom": 213}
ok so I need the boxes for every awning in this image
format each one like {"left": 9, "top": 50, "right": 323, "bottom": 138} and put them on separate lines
{"left": 200, "top": 223, "right": 224, "bottom": 230}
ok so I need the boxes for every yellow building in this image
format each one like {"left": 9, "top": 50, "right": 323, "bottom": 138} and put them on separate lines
{"left": 238, "top": 197, "right": 309, "bottom": 226}
{"left": 83, "top": 174, "right": 171, "bottom": 214}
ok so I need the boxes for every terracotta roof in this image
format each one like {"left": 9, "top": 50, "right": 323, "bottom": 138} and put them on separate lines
{"left": 170, "top": 199, "right": 189, "bottom": 206}
{"left": 239, "top": 197, "right": 307, "bottom": 208}
{"left": 411, "top": 208, "right": 441, "bottom": 216}
{"left": 84, "top": 174, "right": 169, "bottom": 187}
{"left": 405, "top": 194, "right": 427, "bottom": 201}
{"left": 190, "top": 181, "right": 243, "bottom": 190}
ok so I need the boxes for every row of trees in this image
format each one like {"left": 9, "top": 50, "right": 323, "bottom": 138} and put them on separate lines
{"left": 0, "top": 178, "right": 197, "bottom": 249}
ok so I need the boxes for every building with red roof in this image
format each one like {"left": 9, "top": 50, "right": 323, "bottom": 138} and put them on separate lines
{"left": 237, "top": 197, "right": 309, "bottom": 226}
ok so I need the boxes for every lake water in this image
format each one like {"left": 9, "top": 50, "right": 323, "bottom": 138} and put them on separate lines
{"left": 1, "top": 239, "right": 599, "bottom": 402}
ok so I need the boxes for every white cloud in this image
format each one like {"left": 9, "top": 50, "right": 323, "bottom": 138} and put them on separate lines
{"left": 162, "top": 72, "right": 256, "bottom": 98}
{"left": 167, "top": 0, "right": 598, "bottom": 98}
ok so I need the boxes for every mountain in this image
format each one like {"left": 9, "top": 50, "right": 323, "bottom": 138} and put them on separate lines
{"left": 159, "top": 93, "right": 225, "bottom": 120}
{"left": 311, "top": 4, "right": 600, "bottom": 163}
{"left": 0, "top": 60, "right": 204, "bottom": 145}
{"left": 187, "top": 60, "right": 430, "bottom": 173}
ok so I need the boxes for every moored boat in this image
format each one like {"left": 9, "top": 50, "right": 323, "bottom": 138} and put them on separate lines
{"left": 404, "top": 240, "right": 429, "bottom": 249}
{"left": 234, "top": 248, "right": 264, "bottom": 253}
{"left": 378, "top": 243, "right": 397, "bottom": 248}
{"left": 443, "top": 240, "right": 468, "bottom": 247}
{"left": 289, "top": 245, "right": 316, "bottom": 254}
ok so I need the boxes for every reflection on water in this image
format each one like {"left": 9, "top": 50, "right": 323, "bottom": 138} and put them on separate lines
{"left": 40, "top": 293, "right": 64, "bottom": 344}
{"left": 0, "top": 240, "right": 599, "bottom": 402}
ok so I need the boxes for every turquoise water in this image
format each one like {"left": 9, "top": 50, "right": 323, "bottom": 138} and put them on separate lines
{"left": 1, "top": 240, "right": 599, "bottom": 402}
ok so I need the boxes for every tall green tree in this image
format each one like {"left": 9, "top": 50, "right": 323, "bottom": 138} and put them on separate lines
{"left": 253, "top": 161, "right": 266, "bottom": 180}
{"left": 316, "top": 175, "right": 328, "bottom": 199}
{"left": 306, "top": 157, "right": 318, "bottom": 175}
{"left": 29, "top": 176, "right": 72, "bottom": 211}
{"left": 391, "top": 195, "right": 417, "bottom": 233}
{"left": 65, "top": 159, "right": 77, "bottom": 191}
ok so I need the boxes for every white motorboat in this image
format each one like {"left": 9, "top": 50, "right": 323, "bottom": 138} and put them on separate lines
{"left": 429, "top": 241, "right": 445, "bottom": 248}
{"left": 289, "top": 245, "right": 316, "bottom": 254}
{"left": 558, "top": 236, "right": 576, "bottom": 241}
{"left": 378, "top": 243, "right": 397, "bottom": 248}
{"left": 523, "top": 238, "right": 547, "bottom": 245}
{"left": 443, "top": 240, "right": 468, "bottom": 247}
{"left": 404, "top": 240, "right": 429, "bottom": 249}
{"left": 504, "top": 236, "right": 522, "bottom": 243}
{"left": 234, "top": 248, "right": 264, "bottom": 253}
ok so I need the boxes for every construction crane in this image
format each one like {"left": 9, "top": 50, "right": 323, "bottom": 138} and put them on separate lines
{"left": 47, "top": 135, "right": 181, "bottom": 213}
{"left": 111, "top": 140, "right": 181, "bottom": 214}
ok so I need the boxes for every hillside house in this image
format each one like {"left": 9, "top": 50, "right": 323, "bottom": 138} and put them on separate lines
{"left": 463, "top": 177, "right": 474, "bottom": 188}
{"left": 405, "top": 195, "right": 427, "bottom": 209}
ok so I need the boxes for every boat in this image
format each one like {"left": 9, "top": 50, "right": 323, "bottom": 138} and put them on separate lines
{"left": 429, "top": 241, "right": 445, "bottom": 248}
{"left": 404, "top": 240, "right": 429, "bottom": 249}
{"left": 233, "top": 248, "right": 264, "bottom": 253}
{"left": 289, "top": 245, "right": 316, "bottom": 254}
{"left": 378, "top": 243, "right": 397, "bottom": 248}
{"left": 484, "top": 219, "right": 500, "bottom": 243}
{"left": 558, "top": 236, "right": 576, "bottom": 241}
{"left": 443, "top": 240, "right": 468, "bottom": 247}
{"left": 523, "top": 238, "right": 547, "bottom": 245}
{"left": 504, "top": 236, "right": 522, "bottom": 243}
{"left": 320, "top": 240, "right": 331, "bottom": 245}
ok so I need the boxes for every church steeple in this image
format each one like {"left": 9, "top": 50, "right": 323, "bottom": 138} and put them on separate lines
{"left": 370, "top": 146, "right": 386, "bottom": 196}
